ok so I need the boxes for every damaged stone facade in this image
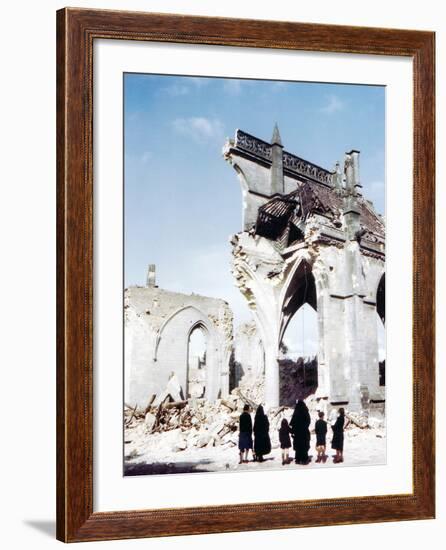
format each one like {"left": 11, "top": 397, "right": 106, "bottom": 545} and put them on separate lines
{"left": 230, "top": 321, "right": 265, "bottom": 389}
{"left": 223, "top": 126, "right": 385, "bottom": 411}
{"left": 125, "top": 266, "right": 233, "bottom": 408}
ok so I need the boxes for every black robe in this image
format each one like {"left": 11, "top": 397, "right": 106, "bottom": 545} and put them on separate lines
{"left": 290, "top": 401, "right": 311, "bottom": 461}
{"left": 279, "top": 425, "right": 292, "bottom": 449}
{"left": 315, "top": 419, "right": 328, "bottom": 446}
{"left": 238, "top": 412, "right": 253, "bottom": 451}
{"left": 253, "top": 409, "right": 271, "bottom": 456}
{"left": 331, "top": 415, "right": 345, "bottom": 451}
{"left": 239, "top": 411, "right": 252, "bottom": 433}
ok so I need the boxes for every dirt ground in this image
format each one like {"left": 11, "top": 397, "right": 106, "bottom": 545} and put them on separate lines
{"left": 124, "top": 425, "right": 386, "bottom": 476}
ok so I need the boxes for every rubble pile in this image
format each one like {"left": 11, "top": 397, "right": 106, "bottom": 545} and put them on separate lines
{"left": 279, "top": 357, "right": 318, "bottom": 406}
{"left": 125, "top": 374, "right": 280, "bottom": 456}
{"left": 124, "top": 374, "right": 385, "bottom": 461}
{"left": 236, "top": 372, "right": 265, "bottom": 406}
{"left": 346, "top": 409, "right": 386, "bottom": 430}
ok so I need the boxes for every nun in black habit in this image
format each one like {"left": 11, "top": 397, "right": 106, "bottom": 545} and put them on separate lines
{"left": 253, "top": 405, "right": 271, "bottom": 462}
{"left": 331, "top": 407, "right": 346, "bottom": 463}
{"left": 290, "top": 399, "right": 311, "bottom": 464}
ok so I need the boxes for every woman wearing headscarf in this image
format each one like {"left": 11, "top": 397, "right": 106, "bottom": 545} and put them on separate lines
{"left": 331, "top": 407, "right": 346, "bottom": 463}
{"left": 253, "top": 405, "right": 271, "bottom": 462}
{"left": 289, "top": 399, "right": 311, "bottom": 464}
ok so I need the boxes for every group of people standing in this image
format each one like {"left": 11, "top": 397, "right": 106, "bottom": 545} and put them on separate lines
{"left": 238, "top": 400, "right": 346, "bottom": 466}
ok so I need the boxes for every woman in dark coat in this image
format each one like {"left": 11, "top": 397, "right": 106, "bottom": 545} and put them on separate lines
{"left": 238, "top": 404, "right": 253, "bottom": 464}
{"left": 290, "top": 399, "right": 311, "bottom": 464}
{"left": 331, "top": 407, "right": 346, "bottom": 463}
{"left": 253, "top": 405, "right": 271, "bottom": 462}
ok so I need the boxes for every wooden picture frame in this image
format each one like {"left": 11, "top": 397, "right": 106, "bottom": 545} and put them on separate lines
{"left": 56, "top": 7, "right": 435, "bottom": 542}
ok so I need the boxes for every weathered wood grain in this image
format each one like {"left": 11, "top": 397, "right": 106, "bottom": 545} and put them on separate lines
{"left": 56, "top": 8, "right": 435, "bottom": 543}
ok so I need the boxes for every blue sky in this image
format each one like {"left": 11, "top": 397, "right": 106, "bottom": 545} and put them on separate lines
{"left": 124, "top": 74, "right": 385, "bottom": 352}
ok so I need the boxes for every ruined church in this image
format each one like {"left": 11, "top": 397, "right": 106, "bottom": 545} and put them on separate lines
{"left": 124, "top": 125, "right": 385, "bottom": 415}
{"left": 223, "top": 125, "right": 385, "bottom": 411}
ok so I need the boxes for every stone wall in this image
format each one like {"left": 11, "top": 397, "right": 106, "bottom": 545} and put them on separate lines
{"left": 230, "top": 321, "right": 265, "bottom": 389}
{"left": 125, "top": 285, "right": 233, "bottom": 408}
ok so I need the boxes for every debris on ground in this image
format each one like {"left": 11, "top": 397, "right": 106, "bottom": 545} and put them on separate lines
{"left": 124, "top": 374, "right": 385, "bottom": 461}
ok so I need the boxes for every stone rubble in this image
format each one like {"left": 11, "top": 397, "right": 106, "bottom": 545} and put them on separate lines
{"left": 124, "top": 374, "right": 385, "bottom": 460}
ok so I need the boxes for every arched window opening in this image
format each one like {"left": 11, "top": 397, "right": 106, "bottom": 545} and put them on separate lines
{"left": 281, "top": 304, "right": 318, "bottom": 360}
{"left": 279, "top": 263, "right": 318, "bottom": 406}
{"left": 187, "top": 325, "right": 207, "bottom": 398}
{"left": 376, "top": 273, "right": 385, "bottom": 386}
{"left": 376, "top": 311, "right": 386, "bottom": 386}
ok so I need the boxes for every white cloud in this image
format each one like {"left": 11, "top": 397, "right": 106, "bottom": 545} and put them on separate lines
{"left": 271, "top": 81, "right": 286, "bottom": 91}
{"left": 140, "top": 151, "right": 152, "bottom": 164}
{"left": 124, "top": 151, "right": 152, "bottom": 167}
{"left": 172, "top": 116, "right": 224, "bottom": 143}
{"left": 282, "top": 303, "right": 318, "bottom": 358}
{"left": 319, "top": 94, "right": 344, "bottom": 114}
{"left": 223, "top": 80, "right": 243, "bottom": 96}
{"left": 163, "top": 83, "right": 190, "bottom": 97}
{"left": 188, "top": 77, "right": 209, "bottom": 89}
{"left": 163, "top": 77, "right": 209, "bottom": 97}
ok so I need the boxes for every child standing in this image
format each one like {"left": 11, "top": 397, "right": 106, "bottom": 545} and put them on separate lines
{"left": 315, "top": 411, "right": 328, "bottom": 463}
{"left": 278, "top": 418, "right": 292, "bottom": 465}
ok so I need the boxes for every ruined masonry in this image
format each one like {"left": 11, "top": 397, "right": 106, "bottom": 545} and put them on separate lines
{"left": 223, "top": 125, "right": 385, "bottom": 411}
{"left": 231, "top": 321, "right": 265, "bottom": 387}
{"left": 125, "top": 265, "right": 233, "bottom": 408}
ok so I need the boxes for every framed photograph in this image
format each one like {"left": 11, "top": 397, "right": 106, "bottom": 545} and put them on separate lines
{"left": 56, "top": 8, "right": 435, "bottom": 542}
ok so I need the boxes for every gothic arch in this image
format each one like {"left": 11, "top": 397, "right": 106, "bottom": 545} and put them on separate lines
{"left": 233, "top": 259, "right": 280, "bottom": 349}
{"left": 186, "top": 322, "right": 209, "bottom": 399}
{"left": 154, "top": 305, "right": 215, "bottom": 360}
{"left": 153, "top": 304, "right": 222, "bottom": 401}
{"left": 278, "top": 259, "right": 319, "bottom": 404}
{"left": 279, "top": 258, "right": 317, "bottom": 345}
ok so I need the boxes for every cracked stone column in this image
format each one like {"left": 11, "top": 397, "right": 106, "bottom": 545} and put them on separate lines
{"left": 231, "top": 233, "right": 283, "bottom": 408}
{"left": 312, "top": 260, "right": 330, "bottom": 399}
{"left": 337, "top": 152, "right": 372, "bottom": 409}
{"left": 257, "top": 312, "right": 281, "bottom": 408}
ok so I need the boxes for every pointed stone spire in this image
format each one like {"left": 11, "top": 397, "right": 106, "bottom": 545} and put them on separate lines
{"left": 345, "top": 149, "right": 362, "bottom": 195}
{"left": 270, "top": 123, "right": 284, "bottom": 195}
{"left": 343, "top": 152, "right": 361, "bottom": 240}
{"left": 271, "top": 122, "right": 283, "bottom": 146}
{"left": 333, "top": 161, "right": 343, "bottom": 191}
